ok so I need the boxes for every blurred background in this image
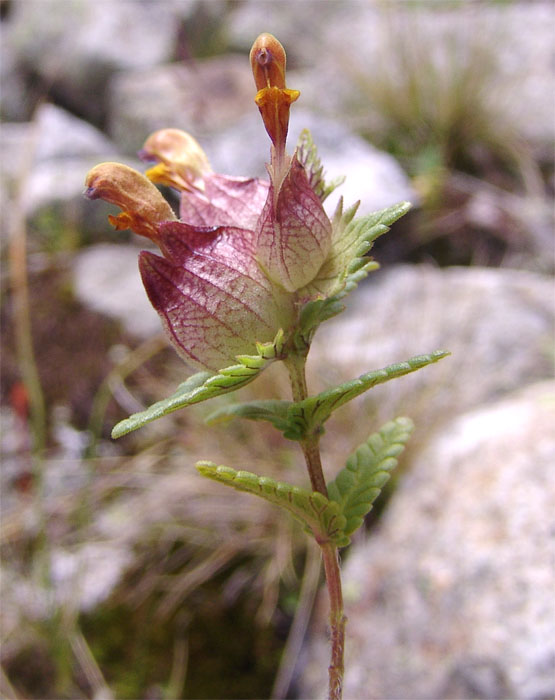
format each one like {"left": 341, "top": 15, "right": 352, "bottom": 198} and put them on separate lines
{"left": 1, "top": 1, "right": 554, "bottom": 698}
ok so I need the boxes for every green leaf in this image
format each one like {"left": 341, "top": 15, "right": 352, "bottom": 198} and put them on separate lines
{"left": 296, "top": 128, "right": 345, "bottom": 203}
{"left": 295, "top": 200, "right": 411, "bottom": 346}
{"left": 196, "top": 462, "right": 349, "bottom": 547}
{"left": 205, "top": 400, "right": 292, "bottom": 433}
{"left": 286, "top": 351, "right": 449, "bottom": 440}
{"left": 328, "top": 416, "right": 414, "bottom": 538}
{"left": 308, "top": 200, "right": 411, "bottom": 300}
{"left": 111, "top": 330, "right": 285, "bottom": 438}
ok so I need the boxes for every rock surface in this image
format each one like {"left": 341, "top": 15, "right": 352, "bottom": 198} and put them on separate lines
{"left": 229, "top": 1, "right": 555, "bottom": 144}
{"left": 308, "top": 265, "right": 555, "bottom": 450}
{"left": 0, "top": 103, "right": 141, "bottom": 246}
{"left": 300, "top": 380, "right": 555, "bottom": 699}
{"left": 23, "top": 104, "right": 119, "bottom": 216}
{"left": 107, "top": 54, "right": 255, "bottom": 154}
{"left": 72, "top": 243, "right": 161, "bottom": 339}
{"left": 3, "top": 0, "right": 182, "bottom": 122}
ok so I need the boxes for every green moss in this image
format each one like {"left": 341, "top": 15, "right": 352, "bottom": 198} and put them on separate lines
{"left": 80, "top": 582, "right": 284, "bottom": 699}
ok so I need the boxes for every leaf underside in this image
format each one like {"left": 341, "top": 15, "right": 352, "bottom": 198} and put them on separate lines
{"left": 111, "top": 330, "right": 285, "bottom": 438}
{"left": 196, "top": 462, "right": 349, "bottom": 547}
{"left": 206, "top": 350, "right": 449, "bottom": 441}
{"left": 327, "top": 416, "right": 414, "bottom": 538}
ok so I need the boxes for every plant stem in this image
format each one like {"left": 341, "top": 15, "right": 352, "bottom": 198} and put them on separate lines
{"left": 284, "top": 354, "right": 327, "bottom": 495}
{"left": 321, "top": 544, "right": 346, "bottom": 700}
{"left": 285, "top": 353, "right": 345, "bottom": 699}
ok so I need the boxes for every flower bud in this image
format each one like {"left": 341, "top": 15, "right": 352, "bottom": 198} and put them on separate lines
{"left": 84, "top": 162, "right": 176, "bottom": 241}
{"left": 140, "top": 129, "right": 212, "bottom": 192}
{"left": 250, "top": 33, "right": 287, "bottom": 91}
{"left": 250, "top": 33, "right": 299, "bottom": 158}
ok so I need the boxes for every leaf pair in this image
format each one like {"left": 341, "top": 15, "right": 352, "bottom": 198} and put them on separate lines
{"left": 207, "top": 351, "right": 449, "bottom": 440}
{"left": 196, "top": 416, "right": 414, "bottom": 547}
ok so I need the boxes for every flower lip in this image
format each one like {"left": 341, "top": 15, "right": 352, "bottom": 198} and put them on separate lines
{"left": 84, "top": 162, "right": 176, "bottom": 241}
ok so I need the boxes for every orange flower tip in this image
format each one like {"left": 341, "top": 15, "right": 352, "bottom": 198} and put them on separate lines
{"left": 144, "top": 163, "right": 172, "bottom": 185}
{"left": 250, "top": 33, "right": 288, "bottom": 91}
{"left": 83, "top": 162, "right": 176, "bottom": 240}
{"left": 108, "top": 213, "right": 135, "bottom": 231}
{"left": 254, "top": 86, "right": 300, "bottom": 109}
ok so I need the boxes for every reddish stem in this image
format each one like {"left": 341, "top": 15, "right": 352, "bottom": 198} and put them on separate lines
{"left": 285, "top": 353, "right": 345, "bottom": 699}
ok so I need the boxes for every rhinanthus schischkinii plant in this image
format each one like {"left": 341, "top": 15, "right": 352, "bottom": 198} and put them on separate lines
{"left": 85, "top": 33, "right": 448, "bottom": 700}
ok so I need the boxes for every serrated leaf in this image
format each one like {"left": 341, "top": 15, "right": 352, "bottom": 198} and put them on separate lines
{"left": 111, "top": 330, "right": 285, "bottom": 438}
{"left": 196, "top": 462, "right": 349, "bottom": 547}
{"left": 305, "top": 200, "right": 411, "bottom": 300}
{"left": 296, "top": 129, "right": 345, "bottom": 203}
{"left": 287, "top": 351, "right": 449, "bottom": 440}
{"left": 295, "top": 200, "right": 411, "bottom": 346}
{"left": 293, "top": 295, "right": 348, "bottom": 351}
{"left": 327, "top": 417, "right": 414, "bottom": 537}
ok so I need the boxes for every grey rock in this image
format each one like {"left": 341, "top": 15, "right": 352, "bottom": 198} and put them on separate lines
{"left": 308, "top": 265, "right": 555, "bottom": 443}
{"left": 23, "top": 104, "right": 120, "bottom": 218}
{"left": 32, "top": 103, "right": 116, "bottom": 163}
{"left": 1, "top": 104, "right": 119, "bottom": 213}
{"left": 0, "top": 24, "right": 30, "bottom": 122}
{"left": 49, "top": 542, "right": 134, "bottom": 613}
{"left": 0, "top": 542, "right": 133, "bottom": 631}
{"left": 72, "top": 243, "right": 161, "bottom": 339}
{"left": 0, "top": 104, "right": 143, "bottom": 244}
{"left": 300, "top": 380, "right": 555, "bottom": 699}
{"left": 229, "top": 2, "right": 555, "bottom": 145}
{"left": 107, "top": 55, "right": 254, "bottom": 154}
{"left": 5, "top": 0, "right": 181, "bottom": 122}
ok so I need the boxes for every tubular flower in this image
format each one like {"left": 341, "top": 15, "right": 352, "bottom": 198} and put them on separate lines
{"left": 84, "top": 33, "right": 336, "bottom": 372}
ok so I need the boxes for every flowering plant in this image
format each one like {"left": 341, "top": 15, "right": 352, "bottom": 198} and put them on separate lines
{"left": 85, "top": 33, "right": 447, "bottom": 700}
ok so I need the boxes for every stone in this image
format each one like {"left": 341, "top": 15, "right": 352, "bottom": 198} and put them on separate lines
{"left": 72, "top": 244, "right": 161, "bottom": 339}
{"left": 307, "top": 265, "right": 555, "bottom": 450}
{"left": 4, "top": 0, "right": 181, "bottom": 123}
{"left": 0, "top": 104, "right": 144, "bottom": 247}
{"left": 32, "top": 103, "right": 116, "bottom": 163}
{"left": 22, "top": 104, "right": 123, "bottom": 227}
{"left": 0, "top": 23, "right": 29, "bottom": 122}
{"left": 107, "top": 55, "right": 255, "bottom": 154}
{"left": 300, "top": 380, "right": 555, "bottom": 699}
{"left": 229, "top": 2, "right": 555, "bottom": 145}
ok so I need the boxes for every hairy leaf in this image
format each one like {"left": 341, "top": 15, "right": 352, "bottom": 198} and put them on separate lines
{"left": 286, "top": 351, "right": 449, "bottom": 440}
{"left": 296, "top": 200, "right": 411, "bottom": 346}
{"left": 328, "top": 417, "right": 414, "bottom": 537}
{"left": 111, "top": 330, "right": 285, "bottom": 438}
{"left": 296, "top": 129, "right": 345, "bottom": 203}
{"left": 196, "top": 462, "right": 349, "bottom": 547}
